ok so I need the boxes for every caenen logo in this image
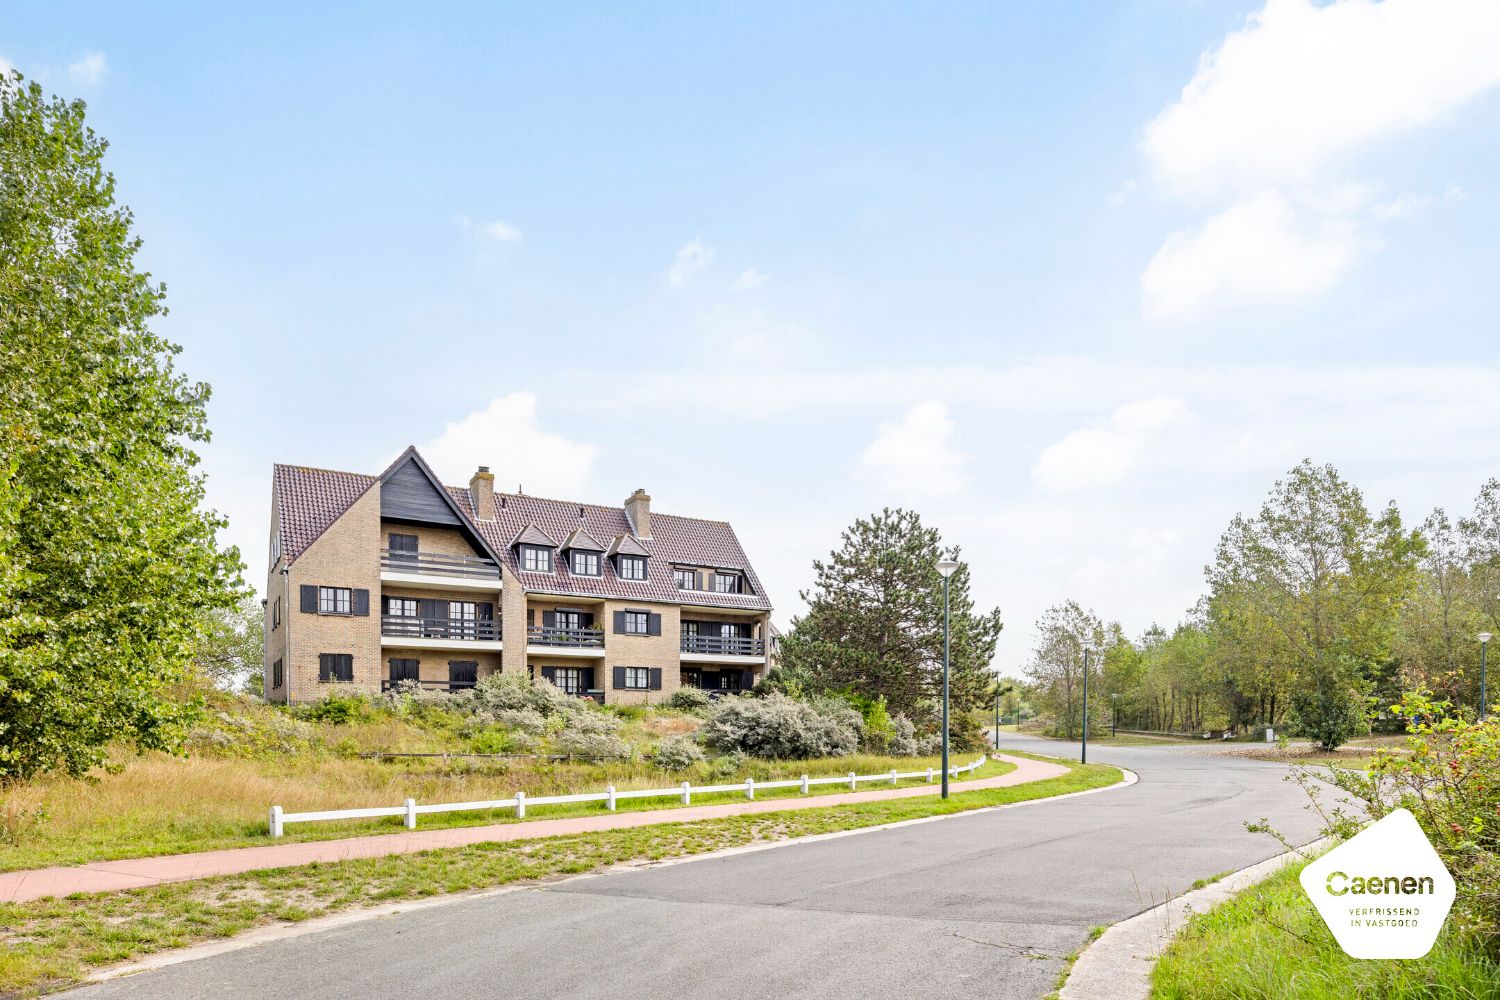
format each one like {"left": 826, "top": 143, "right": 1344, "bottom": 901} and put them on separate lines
{"left": 1299, "top": 809, "right": 1455, "bottom": 959}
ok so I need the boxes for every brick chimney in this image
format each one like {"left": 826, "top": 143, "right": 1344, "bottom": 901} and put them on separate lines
{"left": 624, "top": 488, "right": 651, "bottom": 539}
{"left": 470, "top": 466, "right": 496, "bottom": 520}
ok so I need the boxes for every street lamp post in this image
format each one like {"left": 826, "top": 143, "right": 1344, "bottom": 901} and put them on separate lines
{"left": 1481, "top": 632, "right": 1493, "bottom": 721}
{"left": 1111, "top": 693, "right": 1118, "bottom": 738}
{"left": 937, "top": 559, "right": 960, "bottom": 799}
{"left": 1081, "top": 645, "right": 1094, "bottom": 765}
{"left": 994, "top": 685, "right": 1001, "bottom": 749}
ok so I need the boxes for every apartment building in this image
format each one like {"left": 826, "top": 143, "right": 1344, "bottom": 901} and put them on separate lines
{"left": 263, "top": 446, "right": 773, "bottom": 704}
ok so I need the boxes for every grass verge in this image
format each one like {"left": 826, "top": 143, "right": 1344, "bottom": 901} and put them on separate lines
{"left": 0, "top": 753, "right": 1119, "bottom": 996}
{"left": 1150, "top": 860, "right": 1500, "bottom": 1000}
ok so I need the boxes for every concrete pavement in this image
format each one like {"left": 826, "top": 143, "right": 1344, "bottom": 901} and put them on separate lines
{"left": 61, "top": 735, "right": 1332, "bottom": 1000}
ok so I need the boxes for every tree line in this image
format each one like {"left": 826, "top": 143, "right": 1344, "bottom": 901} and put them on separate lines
{"left": 1024, "top": 461, "right": 1500, "bottom": 749}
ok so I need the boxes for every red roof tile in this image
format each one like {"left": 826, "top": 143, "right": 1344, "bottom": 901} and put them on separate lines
{"left": 273, "top": 465, "right": 377, "bottom": 565}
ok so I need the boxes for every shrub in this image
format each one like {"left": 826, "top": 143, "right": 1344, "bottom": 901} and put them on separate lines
{"left": 1288, "top": 673, "right": 1370, "bottom": 750}
{"left": 186, "top": 707, "right": 323, "bottom": 759}
{"left": 472, "top": 673, "right": 584, "bottom": 719}
{"left": 491, "top": 708, "right": 548, "bottom": 735}
{"left": 467, "top": 728, "right": 513, "bottom": 754}
{"left": 853, "top": 695, "right": 894, "bottom": 754}
{"left": 667, "top": 687, "right": 711, "bottom": 711}
{"left": 652, "top": 734, "right": 705, "bottom": 771}
{"left": 303, "top": 691, "right": 369, "bottom": 725}
{"left": 698, "top": 692, "right": 861, "bottom": 759}
{"left": 889, "top": 713, "right": 919, "bottom": 756}
{"left": 552, "top": 710, "right": 632, "bottom": 758}
{"left": 950, "top": 713, "right": 988, "bottom": 753}
{"left": 611, "top": 703, "right": 648, "bottom": 721}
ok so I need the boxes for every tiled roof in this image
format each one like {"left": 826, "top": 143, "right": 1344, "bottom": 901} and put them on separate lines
{"left": 561, "top": 527, "right": 606, "bottom": 552}
{"left": 272, "top": 452, "right": 771, "bottom": 611}
{"left": 273, "top": 465, "right": 377, "bottom": 565}
{"left": 452, "top": 487, "right": 772, "bottom": 611}
{"left": 510, "top": 523, "right": 559, "bottom": 548}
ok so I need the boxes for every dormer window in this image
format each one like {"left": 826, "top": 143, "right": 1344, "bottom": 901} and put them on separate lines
{"left": 571, "top": 550, "right": 601, "bottom": 576}
{"left": 520, "top": 545, "right": 552, "bottom": 573}
{"left": 618, "top": 555, "right": 647, "bottom": 581}
{"left": 713, "top": 572, "right": 743, "bottom": 595}
{"left": 674, "top": 567, "right": 698, "bottom": 590}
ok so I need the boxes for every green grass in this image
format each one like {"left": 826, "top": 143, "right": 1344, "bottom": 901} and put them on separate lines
{"left": 0, "top": 754, "right": 1121, "bottom": 997}
{"left": 0, "top": 752, "right": 1008, "bottom": 872}
{"left": 1151, "top": 861, "right": 1500, "bottom": 999}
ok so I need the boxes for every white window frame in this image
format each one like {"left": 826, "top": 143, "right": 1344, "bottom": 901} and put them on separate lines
{"left": 571, "top": 551, "right": 601, "bottom": 576}
{"left": 319, "top": 586, "right": 352, "bottom": 614}
{"left": 618, "top": 555, "right": 647, "bottom": 581}
{"left": 521, "top": 546, "right": 552, "bottom": 572}
{"left": 624, "top": 666, "right": 649, "bottom": 690}
{"left": 624, "top": 610, "right": 649, "bottom": 635}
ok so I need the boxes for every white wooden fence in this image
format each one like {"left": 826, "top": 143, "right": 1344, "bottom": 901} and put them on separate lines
{"left": 268, "top": 755, "right": 988, "bottom": 837}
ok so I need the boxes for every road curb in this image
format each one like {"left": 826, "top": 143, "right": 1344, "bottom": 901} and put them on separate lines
{"left": 82, "top": 757, "right": 1136, "bottom": 987}
{"left": 1057, "top": 835, "right": 1334, "bottom": 1000}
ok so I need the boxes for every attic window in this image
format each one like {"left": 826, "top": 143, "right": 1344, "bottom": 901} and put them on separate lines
{"left": 520, "top": 545, "right": 552, "bottom": 573}
{"left": 713, "top": 573, "right": 743, "bottom": 595}
{"left": 571, "top": 551, "right": 601, "bottom": 576}
{"left": 618, "top": 555, "right": 647, "bottom": 581}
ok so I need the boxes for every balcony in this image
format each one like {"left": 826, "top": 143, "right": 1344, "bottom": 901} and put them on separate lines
{"left": 380, "top": 549, "right": 501, "bottom": 591}
{"left": 526, "top": 625, "right": 605, "bottom": 654}
{"left": 380, "top": 615, "right": 501, "bottom": 650}
{"left": 381, "top": 678, "right": 478, "bottom": 693}
{"left": 681, "top": 635, "right": 765, "bottom": 656}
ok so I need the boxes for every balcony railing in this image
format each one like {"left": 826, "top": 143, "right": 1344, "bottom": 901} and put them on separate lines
{"left": 381, "top": 678, "right": 478, "bottom": 693}
{"left": 381, "top": 615, "right": 501, "bottom": 642}
{"left": 680, "top": 635, "right": 765, "bottom": 656}
{"left": 527, "top": 625, "right": 605, "bottom": 648}
{"left": 381, "top": 549, "right": 500, "bottom": 580}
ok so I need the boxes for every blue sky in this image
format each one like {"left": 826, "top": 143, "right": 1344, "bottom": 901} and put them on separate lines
{"left": 6, "top": 1, "right": 1500, "bottom": 671}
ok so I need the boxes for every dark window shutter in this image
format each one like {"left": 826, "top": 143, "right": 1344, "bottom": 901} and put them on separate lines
{"left": 541, "top": 666, "right": 557, "bottom": 684}
{"left": 419, "top": 598, "right": 446, "bottom": 620}
{"left": 581, "top": 667, "right": 595, "bottom": 691}
{"left": 648, "top": 667, "right": 662, "bottom": 690}
{"left": 741, "top": 670, "right": 754, "bottom": 690}
{"left": 579, "top": 612, "right": 595, "bottom": 628}
{"left": 449, "top": 661, "right": 477, "bottom": 685}
{"left": 542, "top": 611, "right": 557, "bottom": 628}
{"left": 301, "top": 585, "right": 318, "bottom": 613}
{"left": 647, "top": 613, "right": 662, "bottom": 636}
{"left": 478, "top": 602, "right": 494, "bottom": 620}
{"left": 612, "top": 610, "right": 626, "bottom": 634}
{"left": 341, "top": 655, "right": 354, "bottom": 682}
{"left": 352, "top": 589, "right": 370, "bottom": 616}
{"left": 318, "top": 653, "right": 332, "bottom": 682}
{"left": 527, "top": 608, "right": 535, "bottom": 626}
{"left": 612, "top": 666, "right": 627, "bottom": 689}
{"left": 380, "top": 595, "right": 390, "bottom": 615}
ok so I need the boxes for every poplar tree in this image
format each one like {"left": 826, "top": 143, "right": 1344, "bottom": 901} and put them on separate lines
{"left": 0, "top": 74, "right": 241, "bottom": 780}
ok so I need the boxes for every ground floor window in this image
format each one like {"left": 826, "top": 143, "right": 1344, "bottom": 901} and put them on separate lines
{"left": 624, "top": 666, "right": 649, "bottom": 689}
{"left": 318, "top": 652, "right": 353, "bottom": 683}
{"left": 553, "top": 666, "right": 584, "bottom": 695}
{"left": 388, "top": 658, "right": 419, "bottom": 682}
{"left": 449, "top": 660, "right": 478, "bottom": 689}
{"left": 272, "top": 658, "right": 284, "bottom": 689}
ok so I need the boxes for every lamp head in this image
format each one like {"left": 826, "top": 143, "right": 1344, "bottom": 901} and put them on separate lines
{"left": 1481, "top": 632, "right": 1494, "bottom": 644}
{"left": 936, "top": 559, "right": 960, "bottom": 579}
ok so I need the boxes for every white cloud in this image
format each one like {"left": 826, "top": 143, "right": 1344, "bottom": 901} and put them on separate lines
{"left": 1033, "top": 397, "right": 1188, "bottom": 491}
{"left": 732, "top": 266, "right": 768, "bottom": 291}
{"left": 1143, "top": 0, "right": 1500, "bottom": 196}
{"left": 422, "top": 392, "right": 596, "bottom": 499}
{"left": 859, "top": 401, "right": 967, "bottom": 497}
{"left": 1141, "top": 190, "right": 1363, "bottom": 322}
{"left": 666, "top": 239, "right": 713, "bottom": 287}
{"left": 66, "top": 51, "right": 106, "bottom": 87}
{"left": 1139, "top": 0, "right": 1500, "bottom": 321}
{"left": 461, "top": 216, "right": 523, "bottom": 242}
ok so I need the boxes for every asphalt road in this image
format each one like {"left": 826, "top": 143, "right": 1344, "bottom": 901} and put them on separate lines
{"left": 63, "top": 735, "right": 1331, "bottom": 1000}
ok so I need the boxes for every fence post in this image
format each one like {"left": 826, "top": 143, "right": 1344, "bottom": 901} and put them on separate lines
{"left": 681, "top": 781, "right": 691, "bottom": 805}
{"left": 404, "top": 798, "right": 417, "bottom": 830}
{"left": 745, "top": 777, "right": 755, "bottom": 800}
{"left": 890, "top": 768, "right": 898, "bottom": 785}
{"left": 516, "top": 791, "right": 526, "bottom": 819}
{"left": 800, "top": 774, "right": 809, "bottom": 794}
{"left": 606, "top": 785, "right": 616, "bottom": 811}
{"left": 926, "top": 768, "right": 933, "bottom": 783}
{"left": 848, "top": 771, "right": 857, "bottom": 790}
{"left": 269, "top": 805, "right": 283, "bottom": 838}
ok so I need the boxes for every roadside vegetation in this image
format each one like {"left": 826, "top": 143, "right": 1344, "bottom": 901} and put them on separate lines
{"left": 0, "top": 753, "right": 1120, "bottom": 997}
{"left": 1152, "top": 693, "right": 1500, "bottom": 998}
{"left": 1151, "top": 861, "right": 1499, "bottom": 1000}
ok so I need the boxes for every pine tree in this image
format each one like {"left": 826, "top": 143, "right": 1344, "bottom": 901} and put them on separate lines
{"left": 781, "top": 508, "right": 1003, "bottom": 716}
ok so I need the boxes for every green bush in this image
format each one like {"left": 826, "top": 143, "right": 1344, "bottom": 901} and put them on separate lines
{"left": 1288, "top": 673, "right": 1370, "bottom": 750}
{"left": 852, "top": 695, "right": 894, "bottom": 753}
{"left": 303, "top": 692, "right": 369, "bottom": 725}
{"left": 667, "top": 687, "right": 711, "bottom": 711}
{"left": 471, "top": 673, "right": 583, "bottom": 719}
{"left": 467, "top": 728, "right": 513, "bottom": 754}
{"left": 950, "top": 713, "right": 988, "bottom": 753}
